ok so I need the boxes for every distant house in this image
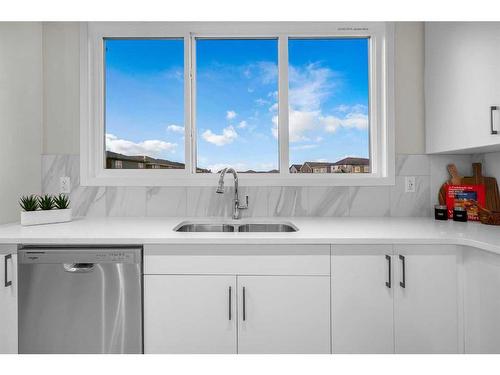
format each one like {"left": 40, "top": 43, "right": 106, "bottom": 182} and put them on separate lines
{"left": 300, "top": 162, "right": 335, "bottom": 173}
{"left": 106, "top": 151, "right": 210, "bottom": 172}
{"left": 331, "top": 157, "right": 370, "bottom": 173}
{"left": 289, "top": 164, "right": 302, "bottom": 173}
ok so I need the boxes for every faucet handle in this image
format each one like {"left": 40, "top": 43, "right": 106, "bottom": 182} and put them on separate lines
{"left": 238, "top": 195, "right": 249, "bottom": 209}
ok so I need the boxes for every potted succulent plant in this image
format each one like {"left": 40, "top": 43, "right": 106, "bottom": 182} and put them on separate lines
{"left": 20, "top": 193, "right": 72, "bottom": 226}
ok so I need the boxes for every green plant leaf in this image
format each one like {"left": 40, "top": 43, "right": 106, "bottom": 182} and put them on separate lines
{"left": 53, "top": 193, "right": 70, "bottom": 209}
{"left": 19, "top": 195, "right": 39, "bottom": 211}
{"left": 38, "top": 194, "right": 54, "bottom": 210}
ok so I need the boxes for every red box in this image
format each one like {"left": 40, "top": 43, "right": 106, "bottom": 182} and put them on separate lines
{"left": 445, "top": 185, "right": 486, "bottom": 221}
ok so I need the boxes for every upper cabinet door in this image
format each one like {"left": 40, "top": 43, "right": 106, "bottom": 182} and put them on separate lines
{"left": 425, "top": 22, "right": 500, "bottom": 153}
{"left": 237, "top": 275, "right": 331, "bottom": 354}
{"left": 394, "top": 245, "right": 461, "bottom": 354}
{"left": 144, "top": 275, "right": 237, "bottom": 354}
{"left": 331, "top": 246, "right": 394, "bottom": 353}
{"left": 0, "top": 247, "right": 17, "bottom": 354}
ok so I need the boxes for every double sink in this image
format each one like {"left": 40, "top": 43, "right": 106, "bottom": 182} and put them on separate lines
{"left": 175, "top": 221, "right": 298, "bottom": 233}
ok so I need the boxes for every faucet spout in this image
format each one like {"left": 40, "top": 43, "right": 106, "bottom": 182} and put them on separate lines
{"left": 215, "top": 167, "right": 248, "bottom": 219}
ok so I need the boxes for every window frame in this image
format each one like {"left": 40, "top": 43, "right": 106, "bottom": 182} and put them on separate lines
{"left": 81, "top": 22, "right": 394, "bottom": 186}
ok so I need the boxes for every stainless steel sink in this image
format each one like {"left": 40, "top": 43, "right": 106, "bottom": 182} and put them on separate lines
{"left": 174, "top": 222, "right": 298, "bottom": 232}
{"left": 237, "top": 223, "right": 297, "bottom": 232}
{"left": 175, "top": 223, "right": 235, "bottom": 232}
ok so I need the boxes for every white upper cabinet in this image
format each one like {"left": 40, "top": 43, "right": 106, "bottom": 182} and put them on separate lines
{"left": 394, "top": 245, "right": 461, "bottom": 354}
{"left": 331, "top": 246, "right": 395, "bottom": 354}
{"left": 0, "top": 245, "right": 17, "bottom": 354}
{"left": 425, "top": 22, "right": 500, "bottom": 153}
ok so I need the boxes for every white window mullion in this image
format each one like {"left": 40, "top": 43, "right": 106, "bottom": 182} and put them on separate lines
{"left": 278, "top": 35, "right": 289, "bottom": 176}
{"left": 185, "top": 33, "right": 196, "bottom": 174}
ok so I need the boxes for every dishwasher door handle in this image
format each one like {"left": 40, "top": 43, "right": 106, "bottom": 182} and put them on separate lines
{"left": 63, "top": 263, "right": 96, "bottom": 273}
{"left": 4, "top": 254, "right": 12, "bottom": 287}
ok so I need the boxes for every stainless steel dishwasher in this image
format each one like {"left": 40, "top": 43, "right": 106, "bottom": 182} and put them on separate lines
{"left": 18, "top": 246, "right": 143, "bottom": 354}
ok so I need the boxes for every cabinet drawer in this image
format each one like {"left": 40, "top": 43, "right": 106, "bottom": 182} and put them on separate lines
{"left": 144, "top": 244, "right": 330, "bottom": 275}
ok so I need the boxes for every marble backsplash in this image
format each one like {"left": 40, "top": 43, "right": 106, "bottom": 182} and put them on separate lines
{"left": 40, "top": 153, "right": 479, "bottom": 218}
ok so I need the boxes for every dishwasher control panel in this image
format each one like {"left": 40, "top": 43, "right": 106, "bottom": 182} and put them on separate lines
{"left": 18, "top": 248, "right": 142, "bottom": 264}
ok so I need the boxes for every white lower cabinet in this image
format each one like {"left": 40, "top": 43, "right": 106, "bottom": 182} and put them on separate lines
{"left": 463, "top": 248, "right": 500, "bottom": 353}
{"left": 143, "top": 244, "right": 464, "bottom": 354}
{"left": 237, "top": 276, "right": 331, "bottom": 354}
{"left": 144, "top": 275, "right": 237, "bottom": 354}
{"left": 332, "top": 245, "right": 461, "bottom": 354}
{"left": 143, "top": 244, "right": 331, "bottom": 354}
{"left": 331, "top": 246, "right": 394, "bottom": 354}
{"left": 394, "top": 245, "right": 461, "bottom": 354}
{"left": 0, "top": 245, "right": 17, "bottom": 354}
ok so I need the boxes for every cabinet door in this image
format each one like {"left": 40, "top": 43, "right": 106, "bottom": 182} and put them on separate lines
{"left": 0, "top": 248, "right": 17, "bottom": 354}
{"left": 464, "top": 248, "right": 500, "bottom": 353}
{"left": 237, "top": 276, "right": 330, "bottom": 354}
{"left": 144, "top": 275, "right": 237, "bottom": 354}
{"left": 331, "top": 246, "right": 394, "bottom": 353}
{"left": 426, "top": 22, "right": 500, "bottom": 153}
{"left": 394, "top": 245, "right": 460, "bottom": 354}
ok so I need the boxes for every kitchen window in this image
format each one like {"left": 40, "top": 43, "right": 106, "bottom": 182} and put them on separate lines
{"left": 81, "top": 22, "right": 394, "bottom": 186}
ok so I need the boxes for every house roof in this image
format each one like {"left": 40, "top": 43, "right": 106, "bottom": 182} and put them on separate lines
{"left": 303, "top": 161, "right": 336, "bottom": 168}
{"left": 333, "top": 157, "right": 370, "bottom": 166}
{"left": 106, "top": 151, "right": 185, "bottom": 169}
{"left": 289, "top": 164, "right": 303, "bottom": 170}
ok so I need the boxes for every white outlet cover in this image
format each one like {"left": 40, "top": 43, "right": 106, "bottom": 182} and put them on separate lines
{"left": 405, "top": 176, "right": 416, "bottom": 193}
{"left": 60, "top": 177, "right": 71, "bottom": 194}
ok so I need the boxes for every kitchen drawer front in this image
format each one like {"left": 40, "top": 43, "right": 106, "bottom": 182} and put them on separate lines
{"left": 144, "top": 244, "right": 330, "bottom": 276}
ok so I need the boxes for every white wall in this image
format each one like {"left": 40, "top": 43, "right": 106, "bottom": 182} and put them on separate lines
{"left": 394, "top": 22, "right": 425, "bottom": 154}
{"left": 41, "top": 22, "right": 427, "bottom": 156}
{"left": 43, "top": 22, "right": 80, "bottom": 154}
{"left": 0, "top": 22, "right": 42, "bottom": 224}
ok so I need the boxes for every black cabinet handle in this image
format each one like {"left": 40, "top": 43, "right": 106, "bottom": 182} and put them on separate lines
{"left": 4, "top": 254, "right": 12, "bottom": 287}
{"left": 385, "top": 255, "right": 391, "bottom": 288}
{"left": 491, "top": 106, "right": 499, "bottom": 135}
{"left": 242, "top": 287, "right": 246, "bottom": 321}
{"left": 399, "top": 254, "right": 406, "bottom": 288}
{"left": 228, "top": 286, "right": 232, "bottom": 321}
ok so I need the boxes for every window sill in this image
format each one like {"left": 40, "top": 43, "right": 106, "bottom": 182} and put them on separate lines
{"left": 81, "top": 170, "right": 396, "bottom": 187}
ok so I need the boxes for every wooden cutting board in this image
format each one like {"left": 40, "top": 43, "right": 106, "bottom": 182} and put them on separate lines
{"left": 438, "top": 163, "right": 500, "bottom": 211}
{"left": 438, "top": 164, "right": 461, "bottom": 205}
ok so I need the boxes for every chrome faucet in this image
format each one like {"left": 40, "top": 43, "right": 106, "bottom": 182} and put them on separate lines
{"left": 216, "top": 167, "right": 249, "bottom": 219}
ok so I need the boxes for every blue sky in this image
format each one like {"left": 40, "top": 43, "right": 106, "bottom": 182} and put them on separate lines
{"left": 105, "top": 38, "right": 369, "bottom": 172}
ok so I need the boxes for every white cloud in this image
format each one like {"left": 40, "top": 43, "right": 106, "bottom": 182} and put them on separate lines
{"left": 291, "top": 144, "right": 319, "bottom": 151}
{"left": 268, "top": 91, "right": 278, "bottom": 99}
{"left": 272, "top": 115, "right": 279, "bottom": 139}
{"left": 106, "top": 133, "right": 177, "bottom": 156}
{"left": 321, "top": 112, "right": 369, "bottom": 133}
{"left": 283, "top": 63, "right": 368, "bottom": 141}
{"left": 237, "top": 121, "right": 247, "bottom": 129}
{"left": 243, "top": 61, "right": 278, "bottom": 84}
{"left": 257, "top": 61, "right": 278, "bottom": 84}
{"left": 207, "top": 162, "right": 248, "bottom": 173}
{"left": 289, "top": 110, "right": 321, "bottom": 142}
{"left": 289, "top": 63, "right": 337, "bottom": 112}
{"left": 226, "top": 110, "right": 237, "bottom": 120}
{"left": 202, "top": 126, "right": 238, "bottom": 146}
{"left": 269, "top": 103, "right": 278, "bottom": 112}
{"left": 167, "top": 124, "right": 184, "bottom": 134}
{"left": 255, "top": 98, "right": 269, "bottom": 106}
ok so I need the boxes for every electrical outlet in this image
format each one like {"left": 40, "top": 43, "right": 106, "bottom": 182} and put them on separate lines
{"left": 405, "top": 176, "right": 416, "bottom": 193}
{"left": 60, "top": 177, "right": 71, "bottom": 194}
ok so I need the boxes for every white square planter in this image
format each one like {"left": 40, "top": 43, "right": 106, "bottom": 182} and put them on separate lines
{"left": 20, "top": 209, "right": 72, "bottom": 226}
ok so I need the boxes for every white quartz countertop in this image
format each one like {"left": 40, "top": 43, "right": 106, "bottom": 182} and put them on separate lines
{"left": 0, "top": 217, "right": 499, "bottom": 254}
